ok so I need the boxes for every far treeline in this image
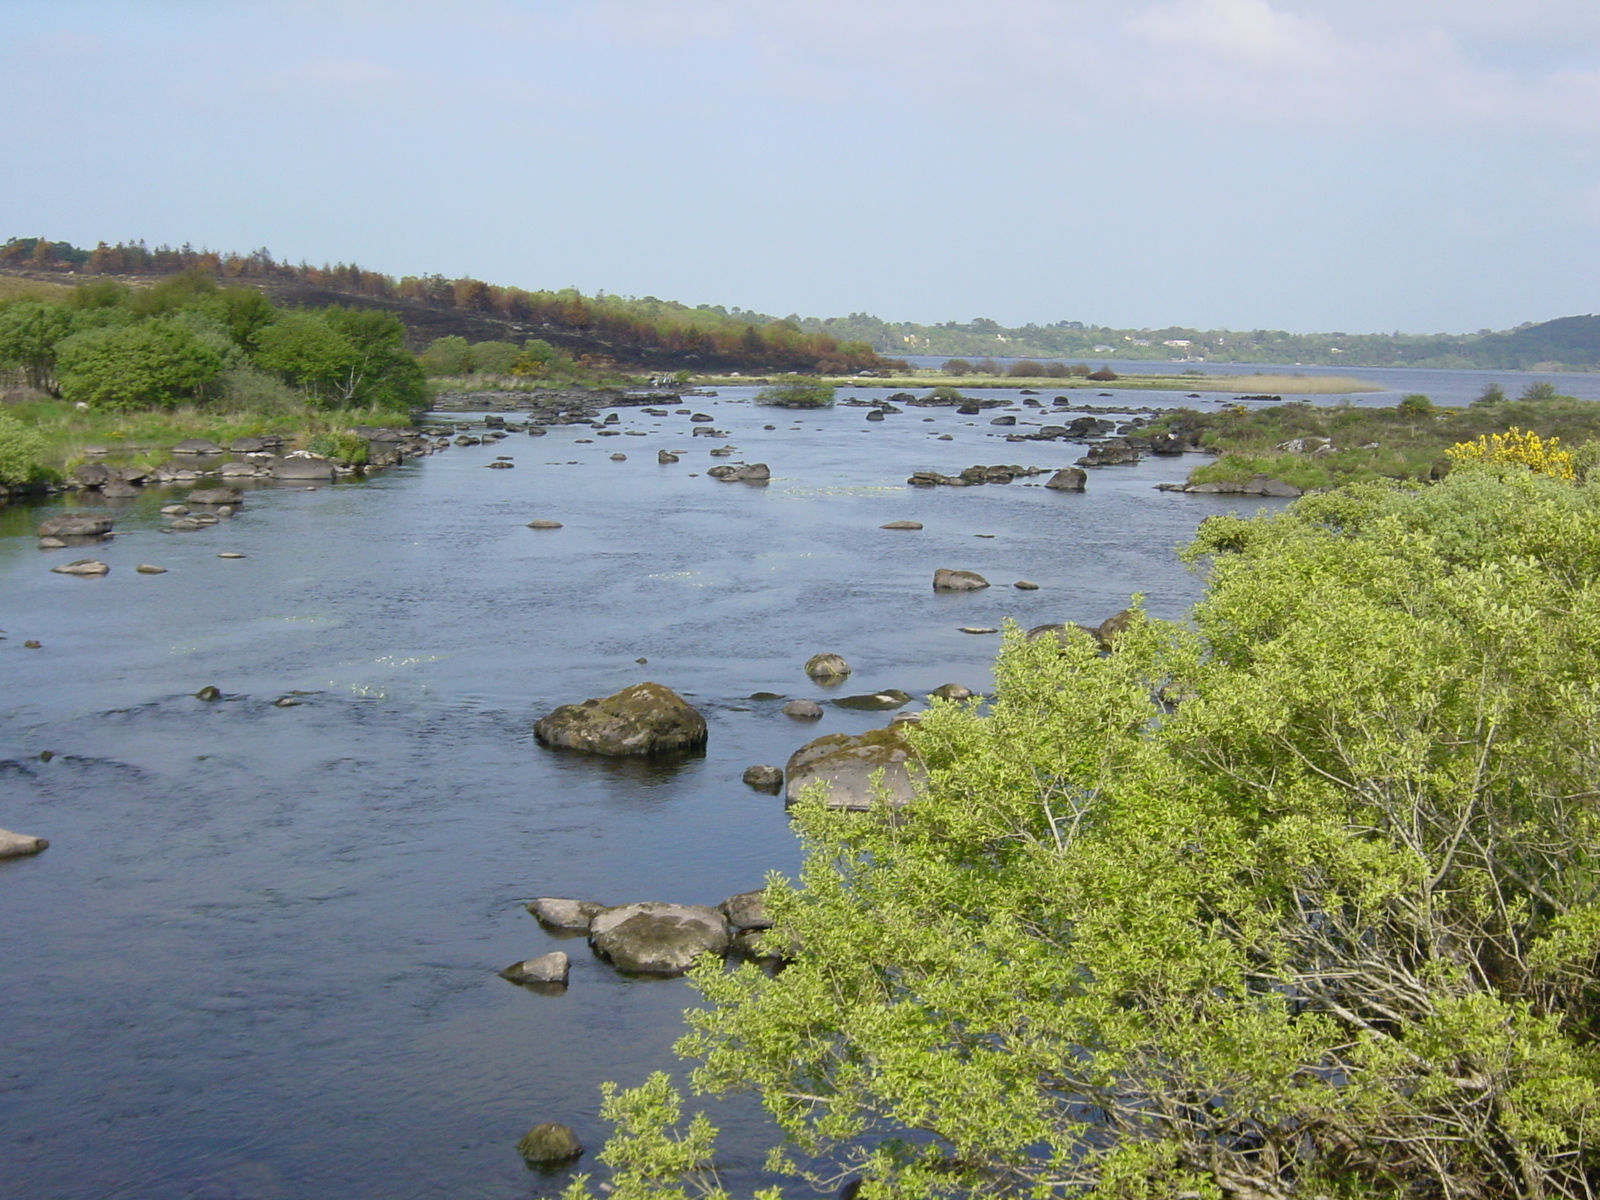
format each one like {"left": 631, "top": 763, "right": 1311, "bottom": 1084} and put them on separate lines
{"left": 0, "top": 237, "right": 889, "bottom": 375}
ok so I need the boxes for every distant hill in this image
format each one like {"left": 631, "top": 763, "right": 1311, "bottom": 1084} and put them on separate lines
{"left": 3, "top": 236, "right": 1596, "bottom": 373}
{"left": 0, "top": 238, "right": 888, "bottom": 375}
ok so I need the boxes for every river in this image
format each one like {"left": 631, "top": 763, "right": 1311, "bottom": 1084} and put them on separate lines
{"left": 2, "top": 385, "right": 1293, "bottom": 1199}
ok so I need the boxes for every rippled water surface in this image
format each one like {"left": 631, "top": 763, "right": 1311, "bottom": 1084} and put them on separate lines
{"left": 1, "top": 388, "right": 1282, "bottom": 1199}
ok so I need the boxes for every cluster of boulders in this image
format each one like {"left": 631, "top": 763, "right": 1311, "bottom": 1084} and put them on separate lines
{"left": 907, "top": 464, "right": 1050, "bottom": 486}
{"left": 508, "top": 889, "right": 779, "bottom": 981}
{"left": 706, "top": 462, "right": 770, "bottom": 482}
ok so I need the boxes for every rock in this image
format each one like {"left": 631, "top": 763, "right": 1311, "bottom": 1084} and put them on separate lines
{"left": 1014, "top": 580, "right": 1040, "bottom": 590}
{"left": 742, "top": 764, "right": 784, "bottom": 792}
{"left": 526, "top": 519, "right": 564, "bottom": 529}
{"left": 719, "top": 890, "right": 773, "bottom": 931}
{"left": 23, "top": 640, "right": 41, "bottom": 649}
{"left": 72, "top": 462, "right": 112, "bottom": 488}
{"left": 229, "top": 436, "right": 271, "bottom": 453}
{"left": 749, "top": 692, "right": 784, "bottom": 701}
{"left": 534, "top": 682, "right": 707, "bottom": 756}
{"left": 135, "top": 564, "right": 168, "bottom": 574}
{"left": 865, "top": 409, "right": 885, "bottom": 421}
{"left": 499, "top": 951, "right": 570, "bottom": 985}
{"left": 657, "top": 450, "right": 680, "bottom": 463}
{"left": 160, "top": 505, "right": 189, "bottom": 516}
{"left": 879, "top": 520, "right": 923, "bottom": 530}
{"left": 272, "top": 696, "right": 300, "bottom": 708}
{"left": 929, "top": 683, "right": 974, "bottom": 701}
{"left": 0, "top": 828, "right": 48, "bottom": 858}
{"left": 101, "top": 480, "right": 140, "bottom": 499}
{"left": 37, "top": 537, "right": 66, "bottom": 549}
{"left": 782, "top": 699, "right": 824, "bottom": 720}
{"left": 486, "top": 460, "right": 515, "bottom": 469}
{"left": 804, "top": 653, "right": 851, "bottom": 680}
{"left": 37, "top": 514, "right": 113, "bottom": 538}
{"left": 832, "top": 690, "right": 911, "bottom": 711}
{"left": 1095, "top": 608, "right": 1136, "bottom": 648}
{"left": 690, "top": 413, "right": 714, "bottom": 422}
{"left": 517, "top": 1123, "right": 584, "bottom": 1165}
{"left": 959, "top": 626, "right": 999, "bottom": 634}
{"left": 933, "top": 569, "right": 989, "bottom": 591}
{"left": 218, "top": 552, "right": 246, "bottom": 559}
{"left": 609, "top": 453, "right": 626, "bottom": 461}
{"left": 269, "top": 456, "right": 335, "bottom": 481}
{"left": 710, "top": 462, "right": 770, "bottom": 482}
{"left": 526, "top": 897, "right": 607, "bottom": 931}
{"left": 172, "top": 439, "right": 225, "bottom": 455}
{"left": 195, "top": 686, "right": 222, "bottom": 701}
{"left": 589, "top": 901, "right": 730, "bottom": 975}
{"left": 167, "top": 518, "right": 204, "bottom": 531}
{"left": 187, "top": 487, "right": 243, "bottom": 506}
{"left": 51, "top": 559, "right": 109, "bottom": 576}
{"left": 990, "top": 415, "right": 1016, "bottom": 425}
{"left": 1044, "top": 468, "right": 1087, "bottom": 492}
{"left": 785, "top": 726, "right": 920, "bottom": 810}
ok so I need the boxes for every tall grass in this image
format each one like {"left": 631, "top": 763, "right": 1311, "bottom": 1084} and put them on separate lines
{"left": 6, "top": 398, "right": 415, "bottom": 471}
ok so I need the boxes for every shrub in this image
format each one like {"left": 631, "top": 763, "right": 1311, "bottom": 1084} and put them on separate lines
{"left": 304, "top": 431, "right": 369, "bottom": 465}
{"left": 940, "top": 358, "right": 973, "bottom": 375}
{"left": 0, "top": 412, "right": 46, "bottom": 483}
{"left": 219, "top": 366, "right": 300, "bottom": 413}
{"left": 1445, "top": 426, "right": 1574, "bottom": 480}
{"left": 466, "top": 340, "right": 520, "bottom": 375}
{"left": 754, "top": 378, "right": 835, "bottom": 408}
{"left": 1397, "top": 392, "right": 1434, "bottom": 416}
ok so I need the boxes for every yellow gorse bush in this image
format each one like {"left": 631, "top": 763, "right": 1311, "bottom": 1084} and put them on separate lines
{"left": 1445, "top": 425, "right": 1576, "bottom": 480}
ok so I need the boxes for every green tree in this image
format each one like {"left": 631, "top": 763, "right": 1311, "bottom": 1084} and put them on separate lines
{"left": 418, "top": 335, "right": 472, "bottom": 376}
{"left": 56, "top": 319, "right": 224, "bottom": 409}
{"left": 466, "top": 340, "right": 520, "bottom": 374}
{"left": 0, "top": 300, "right": 77, "bottom": 392}
{"left": 574, "top": 467, "right": 1600, "bottom": 1200}
{"left": 254, "top": 308, "right": 425, "bottom": 409}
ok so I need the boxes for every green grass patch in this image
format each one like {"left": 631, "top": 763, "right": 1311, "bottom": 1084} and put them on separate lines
{"left": 5, "top": 397, "right": 414, "bottom": 473}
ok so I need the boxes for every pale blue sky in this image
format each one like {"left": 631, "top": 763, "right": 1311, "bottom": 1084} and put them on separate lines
{"left": 5, "top": 0, "right": 1600, "bottom": 333}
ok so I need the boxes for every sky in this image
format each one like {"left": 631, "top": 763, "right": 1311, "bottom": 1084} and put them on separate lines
{"left": 4, "top": 0, "right": 1600, "bottom": 333}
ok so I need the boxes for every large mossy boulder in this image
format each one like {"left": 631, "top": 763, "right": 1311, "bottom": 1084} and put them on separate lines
{"left": 534, "top": 682, "right": 707, "bottom": 756}
{"left": 785, "top": 725, "right": 921, "bottom": 810}
{"left": 589, "top": 901, "right": 730, "bottom": 975}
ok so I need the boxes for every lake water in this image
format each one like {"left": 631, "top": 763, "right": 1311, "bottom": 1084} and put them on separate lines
{"left": 2, "top": 387, "right": 1291, "bottom": 1199}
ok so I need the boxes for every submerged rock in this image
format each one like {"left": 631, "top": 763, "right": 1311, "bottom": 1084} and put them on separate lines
{"left": 589, "top": 902, "right": 730, "bottom": 975}
{"left": 517, "top": 1123, "right": 583, "bottom": 1165}
{"left": 187, "top": 487, "right": 243, "bottom": 506}
{"left": 499, "top": 951, "right": 570, "bottom": 985}
{"left": 135, "top": 564, "right": 168, "bottom": 575}
{"left": 832, "top": 690, "right": 911, "bottom": 711}
{"left": 37, "top": 515, "right": 113, "bottom": 539}
{"left": 51, "top": 559, "right": 109, "bottom": 576}
{"left": 804, "top": 653, "right": 851, "bottom": 680}
{"left": 933, "top": 569, "right": 989, "bottom": 591}
{"left": 0, "top": 828, "right": 49, "bottom": 859}
{"left": 742, "top": 764, "right": 784, "bottom": 792}
{"left": 785, "top": 725, "right": 921, "bottom": 810}
{"left": 782, "top": 699, "right": 824, "bottom": 720}
{"left": 534, "top": 682, "right": 707, "bottom": 756}
{"left": 879, "top": 520, "right": 923, "bottom": 530}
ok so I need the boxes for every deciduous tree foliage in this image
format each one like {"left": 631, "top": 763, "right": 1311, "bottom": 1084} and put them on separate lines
{"left": 56, "top": 319, "right": 225, "bottom": 410}
{"left": 577, "top": 467, "right": 1600, "bottom": 1200}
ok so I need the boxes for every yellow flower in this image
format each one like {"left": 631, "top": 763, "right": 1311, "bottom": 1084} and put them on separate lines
{"left": 1445, "top": 427, "right": 1575, "bottom": 481}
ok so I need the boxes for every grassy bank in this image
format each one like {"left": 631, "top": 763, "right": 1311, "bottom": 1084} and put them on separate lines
{"left": 1156, "top": 392, "right": 1600, "bottom": 489}
{"left": 695, "top": 370, "right": 1378, "bottom": 394}
{"left": 7, "top": 396, "right": 416, "bottom": 477}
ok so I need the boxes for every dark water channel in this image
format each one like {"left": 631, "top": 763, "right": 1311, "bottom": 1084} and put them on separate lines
{"left": 0, "top": 387, "right": 1284, "bottom": 1199}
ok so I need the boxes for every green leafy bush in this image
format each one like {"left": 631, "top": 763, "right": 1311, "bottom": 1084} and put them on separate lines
{"left": 0, "top": 412, "right": 47, "bottom": 483}
{"left": 754, "top": 378, "right": 835, "bottom": 408}
{"left": 56, "top": 319, "right": 224, "bottom": 410}
{"left": 572, "top": 468, "right": 1600, "bottom": 1200}
{"left": 305, "top": 431, "right": 369, "bottom": 464}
